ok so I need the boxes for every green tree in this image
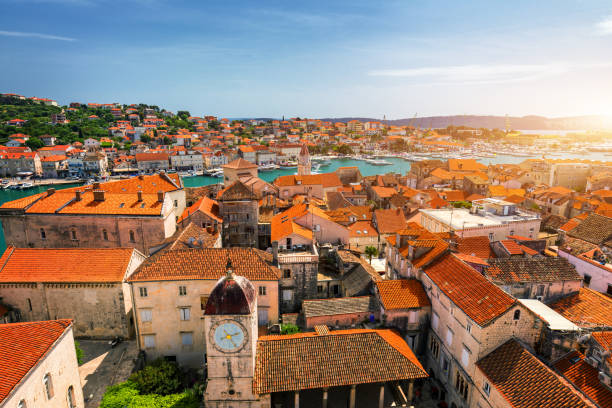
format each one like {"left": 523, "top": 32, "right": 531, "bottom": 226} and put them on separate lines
{"left": 365, "top": 246, "right": 378, "bottom": 264}
{"left": 162, "top": 136, "right": 172, "bottom": 145}
{"left": 129, "top": 359, "right": 182, "bottom": 395}
{"left": 140, "top": 134, "right": 151, "bottom": 143}
{"left": 280, "top": 323, "right": 300, "bottom": 335}
{"left": 25, "top": 136, "right": 44, "bottom": 150}
{"left": 74, "top": 340, "right": 84, "bottom": 365}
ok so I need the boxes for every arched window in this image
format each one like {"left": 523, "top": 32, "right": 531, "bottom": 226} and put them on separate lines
{"left": 102, "top": 229, "right": 108, "bottom": 240}
{"left": 70, "top": 229, "right": 77, "bottom": 241}
{"left": 43, "top": 373, "right": 54, "bottom": 399}
{"left": 129, "top": 230, "right": 135, "bottom": 243}
{"left": 18, "top": 400, "right": 27, "bottom": 408}
{"left": 513, "top": 310, "right": 521, "bottom": 321}
{"left": 40, "top": 228, "right": 46, "bottom": 240}
{"left": 67, "top": 385, "right": 76, "bottom": 408}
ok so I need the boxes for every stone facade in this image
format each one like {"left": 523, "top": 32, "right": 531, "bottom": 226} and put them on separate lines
{"left": 277, "top": 250, "right": 319, "bottom": 313}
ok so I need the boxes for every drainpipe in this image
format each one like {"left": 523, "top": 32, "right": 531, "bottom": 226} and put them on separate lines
{"left": 129, "top": 283, "right": 142, "bottom": 350}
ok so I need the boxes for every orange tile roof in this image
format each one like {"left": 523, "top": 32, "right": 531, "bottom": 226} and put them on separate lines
{"left": 425, "top": 253, "right": 515, "bottom": 326}
{"left": 40, "top": 154, "right": 67, "bottom": 162}
{"left": 477, "top": 339, "right": 590, "bottom": 408}
{"left": 376, "top": 279, "right": 430, "bottom": 310}
{"left": 371, "top": 185, "right": 397, "bottom": 199}
{"left": 560, "top": 218, "right": 581, "bottom": 232}
{"left": 135, "top": 152, "right": 169, "bottom": 161}
{"left": 456, "top": 235, "right": 495, "bottom": 259}
{"left": 222, "top": 157, "right": 258, "bottom": 169}
{"left": 548, "top": 288, "right": 612, "bottom": 329}
{"left": 554, "top": 351, "right": 612, "bottom": 408}
{"left": 374, "top": 208, "right": 407, "bottom": 234}
{"left": 347, "top": 221, "right": 378, "bottom": 238}
{"left": 271, "top": 203, "right": 310, "bottom": 242}
{"left": 127, "top": 248, "right": 280, "bottom": 282}
{"left": 177, "top": 196, "right": 222, "bottom": 223}
{"left": 448, "top": 159, "right": 487, "bottom": 172}
{"left": 274, "top": 172, "right": 342, "bottom": 188}
{"left": 0, "top": 320, "right": 73, "bottom": 403}
{"left": 454, "top": 252, "right": 489, "bottom": 266}
{"left": 0, "top": 247, "right": 136, "bottom": 283}
{"left": 253, "top": 329, "right": 427, "bottom": 394}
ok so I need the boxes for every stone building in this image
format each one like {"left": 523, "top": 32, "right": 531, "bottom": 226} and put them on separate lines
{"left": 0, "top": 246, "right": 145, "bottom": 338}
{"left": 222, "top": 158, "right": 258, "bottom": 184}
{"left": 217, "top": 180, "right": 259, "bottom": 247}
{"left": 127, "top": 248, "right": 280, "bottom": 367}
{"left": 176, "top": 195, "right": 223, "bottom": 230}
{"left": 135, "top": 152, "right": 170, "bottom": 172}
{"left": 297, "top": 144, "right": 310, "bottom": 176}
{"left": 0, "top": 173, "right": 185, "bottom": 256}
{"left": 0, "top": 320, "right": 85, "bottom": 408}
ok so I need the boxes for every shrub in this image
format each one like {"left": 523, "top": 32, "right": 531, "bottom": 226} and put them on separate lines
{"left": 74, "top": 340, "right": 84, "bottom": 365}
{"left": 128, "top": 359, "right": 182, "bottom": 395}
{"left": 280, "top": 323, "right": 300, "bottom": 335}
{"left": 99, "top": 381, "right": 199, "bottom": 408}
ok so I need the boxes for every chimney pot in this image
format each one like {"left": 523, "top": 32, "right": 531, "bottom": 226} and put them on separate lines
{"left": 138, "top": 175, "right": 144, "bottom": 180}
{"left": 75, "top": 190, "right": 82, "bottom": 201}
{"left": 46, "top": 188, "right": 55, "bottom": 196}
{"left": 93, "top": 182, "right": 101, "bottom": 189}
{"left": 137, "top": 191, "right": 143, "bottom": 202}
{"left": 157, "top": 191, "right": 164, "bottom": 202}
{"left": 93, "top": 190, "right": 105, "bottom": 202}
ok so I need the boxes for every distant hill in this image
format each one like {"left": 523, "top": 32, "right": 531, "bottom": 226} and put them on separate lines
{"left": 320, "top": 115, "right": 608, "bottom": 130}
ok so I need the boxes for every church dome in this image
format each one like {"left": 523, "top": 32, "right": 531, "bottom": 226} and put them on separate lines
{"left": 204, "top": 261, "right": 256, "bottom": 315}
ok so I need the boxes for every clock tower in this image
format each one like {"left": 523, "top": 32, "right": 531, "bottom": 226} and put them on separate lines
{"left": 203, "top": 260, "right": 269, "bottom": 407}
{"left": 297, "top": 143, "right": 311, "bottom": 176}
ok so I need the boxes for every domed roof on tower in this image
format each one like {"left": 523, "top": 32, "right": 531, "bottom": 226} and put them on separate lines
{"left": 204, "top": 259, "right": 256, "bottom": 315}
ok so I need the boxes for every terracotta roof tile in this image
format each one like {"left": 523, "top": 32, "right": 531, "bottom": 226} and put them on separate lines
{"left": 128, "top": 248, "right": 280, "bottom": 282}
{"left": 456, "top": 235, "right": 495, "bottom": 259}
{"left": 222, "top": 158, "right": 258, "bottom": 169}
{"left": 554, "top": 351, "right": 612, "bottom": 408}
{"left": 477, "top": 339, "right": 590, "bottom": 408}
{"left": 302, "top": 296, "right": 378, "bottom": 318}
{"left": 425, "top": 253, "right": 515, "bottom": 326}
{"left": 567, "top": 214, "right": 612, "bottom": 247}
{"left": 0, "top": 320, "right": 73, "bottom": 403}
{"left": 0, "top": 247, "right": 136, "bottom": 283}
{"left": 486, "top": 258, "right": 581, "bottom": 284}
{"left": 548, "top": 288, "right": 612, "bottom": 329}
{"left": 177, "top": 196, "right": 222, "bottom": 223}
{"left": 374, "top": 208, "right": 407, "bottom": 234}
{"left": 376, "top": 279, "right": 430, "bottom": 310}
{"left": 274, "top": 173, "right": 342, "bottom": 188}
{"left": 253, "top": 329, "right": 427, "bottom": 394}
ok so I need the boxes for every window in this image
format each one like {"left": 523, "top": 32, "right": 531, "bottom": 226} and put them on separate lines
{"left": 178, "top": 286, "right": 187, "bottom": 296}
{"left": 179, "top": 308, "right": 190, "bottom": 321}
{"left": 200, "top": 296, "right": 209, "bottom": 310}
{"left": 140, "top": 309, "right": 152, "bottom": 322}
{"left": 67, "top": 385, "right": 76, "bottom": 408}
{"left": 18, "top": 400, "right": 26, "bottom": 408}
{"left": 430, "top": 336, "right": 440, "bottom": 360}
{"left": 129, "top": 230, "right": 135, "bottom": 242}
{"left": 283, "top": 269, "right": 291, "bottom": 279}
{"left": 143, "top": 334, "right": 155, "bottom": 348}
{"left": 43, "top": 373, "right": 54, "bottom": 399}
{"left": 509, "top": 230, "right": 515, "bottom": 236}
{"left": 282, "top": 289, "right": 293, "bottom": 301}
{"left": 315, "top": 224, "right": 321, "bottom": 231}
{"left": 446, "top": 327, "right": 454, "bottom": 346}
{"left": 259, "top": 286, "right": 266, "bottom": 296}
{"left": 466, "top": 323, "right": 472, "bottom": 333}
{"left": 488, "top": 232, "right": 494, "bottom": 241}
{"left": 102, "top": 229, "right": 108, "bottom": 240}
{"left": 608, "top": 284, "right": 612, "bottom": 296}
{"left": 455, "top": 370, "right": 469, "bottom": 400}
{"left": 174, "top": 200, "right": 178, "bottom": 207}
{"left": 40, "top": 228, "right": 46, "bottom": 240}
{"left": 139, "top": 287, "right": 148, "bottom": 297}
{"left": 27, "top": 298, "right": 32, "bottom": 312}
{"left": 432, "top": 312, "right": 439, "bottom": 330}
{"left": 461, "top": 345, "right": 470, "bottom": 367}
{"left": 483, "top": 381, "right": 491, "bottom": 397}
{"left": 70, "top": 229, "right": 77, "bottom": 241}
{"left": 181, "top": 332, "right": 193, "bottom": 346}
{"left": 513, "top": 310, "right": 521, "bottom": 320}
{"left": 583, "top": 274, "right": 591, "bottom": 286}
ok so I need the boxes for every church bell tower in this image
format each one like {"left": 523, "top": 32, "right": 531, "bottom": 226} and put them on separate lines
{"left": 297, "top": 143, "right": 311, "bottom": 176}
{"left": 203, "top": 259, "right": 269, "bottom": 407}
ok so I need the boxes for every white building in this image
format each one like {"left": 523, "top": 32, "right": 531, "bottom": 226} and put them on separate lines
{"left": 420, "top": 198, "right": 541, "bottom": 241}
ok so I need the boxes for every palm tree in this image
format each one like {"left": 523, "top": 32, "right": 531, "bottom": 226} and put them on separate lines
{"left": 365, "top": 246, "right": 378, "bottom": 264}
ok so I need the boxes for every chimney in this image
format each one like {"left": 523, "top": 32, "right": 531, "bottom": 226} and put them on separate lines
{"left": 93, "top": 182, "right": 101, "bottom": 189}
{"left": 93, "top": 190, "right": 105, "bottom": 202}
{"left": 75, "top": 190, "right": 82, "bottom": 201}
{"left": 272, "top": 241, "right": 279, "bottom": 266}
{"left": 46, "top": 188, "right": 55, "bottom": 196}
{"left": 137, "top": 191, "right": 143, "bottom": 202}
{"left": 157, "top": 191, "right": 164, "bottom": 202}
{"left": 138, "top": 174, "right": 144, "bottom": 180}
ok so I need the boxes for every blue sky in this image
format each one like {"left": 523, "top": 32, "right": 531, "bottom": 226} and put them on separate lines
{"left": 2, "top": 0, "right": 612, "bottom": 118}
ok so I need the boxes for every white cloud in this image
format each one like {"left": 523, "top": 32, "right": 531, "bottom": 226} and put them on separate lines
{"left": 596, "top": 17, "right": 612, "bottom": 35}
{"left": 367, "top": 62, "right": 612, "bottom": 85}
{"left": 0, "top": 30, "right": 76, "bottom": 41}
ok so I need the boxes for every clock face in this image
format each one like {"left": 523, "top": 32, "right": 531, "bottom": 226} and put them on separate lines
{"left": 212, "top": 320, "right": 247, "bottom": 353}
